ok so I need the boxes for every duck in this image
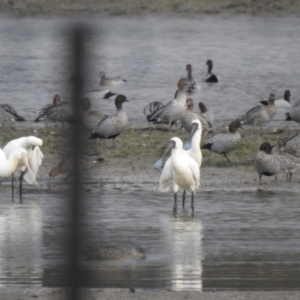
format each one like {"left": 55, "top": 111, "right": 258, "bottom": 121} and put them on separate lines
{"left": 80, "top": 98, "right": 106, "bottom": 131}
{"left": 34, "top": 94, "right": 72, "bottom": 125}
{"left": 0, "top": 104, "right": 25, "bottom": 125}
{"left": 201, "top": 120, "right": 242, "bottom": 163}
{"left": 83, "top": 89, "right": 117, "bottom": 101}
{"left": 198, "top": 102, "right": 214, "bottom": 128}
{"left": 204, "top": 60, "right": 219, "bottom": 83}
{"left": 154, "top": 135, "right": 201, "bottom": 217}
{"left": 89, "top": 94, "right": 129, "bottom": 147}
{"left": 238, "top": 93, "right": 277, "bottom": 127}
{"left": 254, "top": 142, "right": 280, "bottom": 183}
{"left": 69, "top": 75, "right": 117, "bottom": 100}
{"left": 49, "top": 152, "right": 104, "bottom": 180}
{"left": 185, "top": 64, "right": 201, "bottom": 94}
{"left": 143, "top": 101, "right": 165, "bottom": 122}
{"left": 271, "top": 138, "right": 300, "bottom": 181}
{"left": 148, "top": 78, "right": 189, "bottom": 130}
{"left": 82, "top": 245, "right": 146, "bottom": 260}
{"left": 286, "top": 100, "right": 300, "bottom": 124}
{"left": 260, "top": 90, "right": 291, "bottom": 109}
{"left": 181, "top": 98, "right": 210, "bottom": 133}
{"left": 99, "top": 71, "right": 127, "bottom": 86}
{"left": 3, "top": 136, "right": 43, "bottom": 201}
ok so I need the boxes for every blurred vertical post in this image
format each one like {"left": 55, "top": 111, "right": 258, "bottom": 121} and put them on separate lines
{"left": 68, "top": 25, "right": 86, "bottom": 300}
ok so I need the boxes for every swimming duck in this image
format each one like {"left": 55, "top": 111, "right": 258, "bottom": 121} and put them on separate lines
{"left": 99, "top": 71, "right": 127, "bottom": 86}
{"left": 148, "top": 78, "right": 189, "bottom": 130}
{"left": 198, "top": 102, "right": 214, "bottom": 128}
{"left": 89, "top": 94, "right": 129, "bottom": 147}
{"left": 154, "top": 133, "right": 201, "bottom": 217}
{"left": 83, "top": 89, "right": 117, "bottom": 101}
{"left": 82, "top": 245, "right": 146, "bottom": 260}
{"left": 286, "top": 100, "right": 300, "bottom": 124}
{"left": 238, "top": 93, "right": 277, "bottom": 127}
{"left": 0, "top": 104, "right": 25, "bottom": 125}
{"left": 185, "top": 64, "right": 201, "bottom": 94}
{"left": 271, "top": 138, "right": 300, "bottom": 181}
{"left": 254, "top": 142, "right": 280, "bottom": 183}
{"left": 181, "top": 98, "right": 209, "bottom": 133}
{"left": 204, "top": 60, "right": 219, "bottom": 83}
{"left": 201, "top": 120, "right": 242, "bottom": 163}
{"left": 69, "top": 75, "right": 116, "bottom": 100}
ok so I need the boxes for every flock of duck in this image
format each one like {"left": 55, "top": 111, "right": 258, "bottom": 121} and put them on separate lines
{"left": 1, "top": 63, "right": 300, "bottom": 217}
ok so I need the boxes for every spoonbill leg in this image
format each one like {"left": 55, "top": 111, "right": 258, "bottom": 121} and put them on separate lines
{"left": 173, "top": 192, "right": 178, "bottom": 217}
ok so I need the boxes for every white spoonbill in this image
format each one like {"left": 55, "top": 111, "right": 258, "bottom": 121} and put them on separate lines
{"left": 3, "top": 136, "right": 43, "bottom": 201}
{"left": 154, "top": 136, "right": 200, "bottom": 217}
{"left": 0, "top": 148, "right": 36, "bottom": 181}
{"left": 154, "top": 119, "right": 202, "bottom": 213}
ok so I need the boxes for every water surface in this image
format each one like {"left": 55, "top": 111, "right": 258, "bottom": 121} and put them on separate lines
{"left": 0, "top": 187, "right": 299, "bottom": 290}
{"left": 0, "top": 16, "right": 299, "bottom": 129}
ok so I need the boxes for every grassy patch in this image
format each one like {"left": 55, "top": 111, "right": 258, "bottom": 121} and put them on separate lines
{"left": 0, "top": 125, "right": 296, "bottom": 170}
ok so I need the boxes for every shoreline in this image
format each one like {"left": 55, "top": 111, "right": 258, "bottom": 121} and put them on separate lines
{"left": 1, "top": 287, "right": 300, "bottom": 300}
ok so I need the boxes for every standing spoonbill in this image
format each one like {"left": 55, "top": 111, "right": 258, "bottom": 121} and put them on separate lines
{"left": 154, "top": 120, "right": 202, "bottom": 215}
{"left": 0, "top": 148, "right": 37, "bottom": 182}
{"left": 154, "top": 137, "right": 200, "bottom": 217}
{"left": 3, "top": 136, "right": 43, "bottom": 201}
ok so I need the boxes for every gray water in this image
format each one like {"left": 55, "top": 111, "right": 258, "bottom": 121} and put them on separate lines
{"left": 0, "top": 186, "right": 300, "bottom": 290}
{"left": 0, "top": 15, "right": 300, "bottom": 129}
{"left": 1, "top": 15, "right": 300, "bottom": 290}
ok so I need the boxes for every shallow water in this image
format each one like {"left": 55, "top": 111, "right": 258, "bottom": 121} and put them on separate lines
{"left": 0, "top": 15, "right": 300, "bottom": 129}
{"left": 0, "top": 186, "right": 299, "bottom": 290}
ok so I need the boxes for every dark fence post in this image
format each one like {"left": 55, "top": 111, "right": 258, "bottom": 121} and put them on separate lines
{"left": 69, "top": 25, "right": 86, "bottom": 300}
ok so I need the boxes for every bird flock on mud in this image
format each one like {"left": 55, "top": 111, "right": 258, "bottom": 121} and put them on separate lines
{"left": 1, "top": 63, "right": 300, "bottom": 216}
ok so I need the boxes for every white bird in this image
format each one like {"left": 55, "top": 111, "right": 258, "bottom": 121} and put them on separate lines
{"left": 3, "top": 136, "right": 43, "bottom": 201}
{"left": 0, "top": 148, "right": 35, "bottom": 180}
{"left": 154, "top": 134, "right": 201, "bottom": 217}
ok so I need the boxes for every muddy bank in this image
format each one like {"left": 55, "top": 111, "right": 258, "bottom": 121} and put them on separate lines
{"left": 0, "top": 0, "right": 300, "bottom": 17}
{"left": 1, "top": 125, "right": 300, "bottom": 194}
{"left": 1, "top": 287, "right": 300, "bottom": 300}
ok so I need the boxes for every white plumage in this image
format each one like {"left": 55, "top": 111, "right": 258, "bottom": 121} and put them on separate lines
{"left": 0, "top": 148, "right": 33, "bottom": 179}
{"left": 157, "top": 119, "right": 202, "bottom": 193}
{"left": 155, "top": 135, "right": 200, "bottom": 216}
{"left": 3, "top": 136, "right": 43, "bottom": 200}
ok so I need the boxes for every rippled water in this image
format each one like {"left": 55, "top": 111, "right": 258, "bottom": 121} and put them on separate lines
{"left": 1, "top": 186, "right": 300, "bottom": 290}
{"left": 0, "top": 16, "right": 300, "bottom": 128}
